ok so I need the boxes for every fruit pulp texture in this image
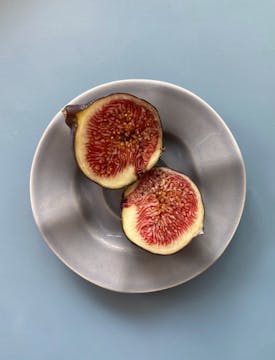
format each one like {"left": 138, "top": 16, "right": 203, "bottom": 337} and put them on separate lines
{"left": 123, "top": 168, "right": 199, "bottom": 246}
{"left": 85, "top": 99, "right": 160, "bottom": 177}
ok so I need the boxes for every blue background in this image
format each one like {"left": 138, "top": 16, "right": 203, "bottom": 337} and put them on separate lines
{"left": 1, "top": 0, "right": 274, "bottom": 359}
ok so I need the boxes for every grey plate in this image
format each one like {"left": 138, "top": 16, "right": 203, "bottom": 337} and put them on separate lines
{"left": 30, "top": 79, "right": 246, "bottom": 293}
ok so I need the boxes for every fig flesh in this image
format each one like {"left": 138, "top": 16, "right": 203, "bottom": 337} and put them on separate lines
{"left": 63, "top": 93, "right": 163, "bottom": 189}
{"left": 122, "top": 167, "right": 204, "bottom": 255}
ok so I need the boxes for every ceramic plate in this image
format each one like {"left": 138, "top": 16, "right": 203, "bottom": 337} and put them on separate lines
{"left": 30, "top": 79, "right": 246, "bottom": 293}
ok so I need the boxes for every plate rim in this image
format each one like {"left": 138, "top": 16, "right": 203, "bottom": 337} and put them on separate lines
{"left": 30, "top": 79, "right": 247, "bottom": 293}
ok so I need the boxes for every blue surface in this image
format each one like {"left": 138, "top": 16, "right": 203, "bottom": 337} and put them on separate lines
{"left": 1, "top": 0, "right": 275, "bottom": 359}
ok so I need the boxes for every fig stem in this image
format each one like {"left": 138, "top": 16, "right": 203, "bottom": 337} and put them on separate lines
{"left": 62, "top": 105, "right": 83, "bottom": 128}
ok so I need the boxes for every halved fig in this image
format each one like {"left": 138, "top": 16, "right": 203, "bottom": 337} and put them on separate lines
{"left": 63, "top": 93, "right": 163, "bottom": 189}
{"left": 122, "top": 167, "right": 204, "bottom": 255}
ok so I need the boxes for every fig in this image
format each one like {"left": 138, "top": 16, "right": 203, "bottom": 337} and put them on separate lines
{"left": 122, "top": 167, "right": 204, "bottom": 255}
{"left": 63, "top": 93, "right": 163, "bottom": 189}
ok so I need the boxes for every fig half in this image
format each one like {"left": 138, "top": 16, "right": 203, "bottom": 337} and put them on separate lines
{"left": 122, "top": 167, "right": 204, "bottom": 255}
{"left": 63, "top": 93, "right": 163, "bottom": 189}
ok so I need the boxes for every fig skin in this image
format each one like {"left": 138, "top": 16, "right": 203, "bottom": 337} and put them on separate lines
{"left": 121, "top": 167, "right": 204, "bottom": 255}
{"left": 63, "top": 93, "right": 163, "bottom": 189}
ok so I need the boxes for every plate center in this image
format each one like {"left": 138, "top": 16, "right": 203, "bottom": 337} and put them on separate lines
{"left": 102, "top": 188, "right": 124, "bottom": 218}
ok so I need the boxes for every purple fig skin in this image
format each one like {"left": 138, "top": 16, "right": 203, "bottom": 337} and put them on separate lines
{"left": 62, "top": 93, "right": 164, "bottom": 189}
